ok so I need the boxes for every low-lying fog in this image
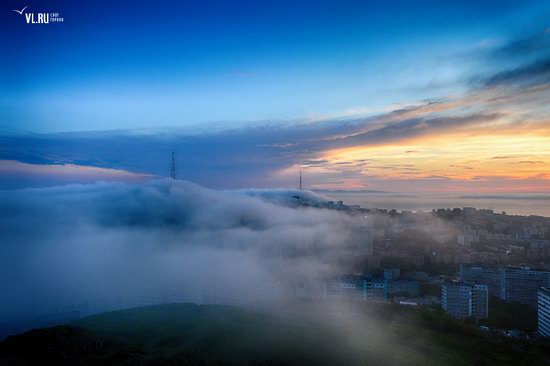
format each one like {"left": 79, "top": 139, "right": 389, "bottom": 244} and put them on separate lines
{"left": 0, "top": 180, "right": 370, "bottom": 324}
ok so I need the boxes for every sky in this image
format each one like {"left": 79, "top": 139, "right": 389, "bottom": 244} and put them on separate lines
{"left": 1, "top": 0, "right": 549, "bottom": 192}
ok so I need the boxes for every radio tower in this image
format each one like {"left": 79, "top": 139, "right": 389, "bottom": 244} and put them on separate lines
{"left": 170, "top": 152, "right": 176, "bottom": 180}
{"left": 299, "top": 170, "right": 303, "bottom": 190}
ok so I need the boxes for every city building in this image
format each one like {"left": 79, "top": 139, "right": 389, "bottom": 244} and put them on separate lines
{"left": 323, "top": 275, "right": 364, "bottom": 300}
{"left": 472, "top": 285, "right": 489, "bottom": 319}
{"left": 461, "top": 264, "right": 550, "bottom": 306}
{"left": 384, "top": 268, "right": 400, "bottom": 280}
{"left": 460, "top": 264, "right": 504, "bottom": 298}
{"left": 504, "top": 266, "right": 550, "bottom": 306}
{"left": 404, "top": 271, "right": 430, "bottom": 281}
{"left": 364, "top": 274, "right": 388, "bottom": 302}
{"left": 442, "top": 282, "right": 472, "bottom": 319}
{"left": 457, "top": 234, "right": 474, "bottom": 248}
{"left": 442, "top": 282, "right": 488, "bottom": 320}
{"left": 388, "top": 279, "right": 419, "bottom": 297}
{"left": 538, "top": 287, "right": 550, "bottom": 337}
{"left": 352, "top": 225, "right": 374, "bottom": 256}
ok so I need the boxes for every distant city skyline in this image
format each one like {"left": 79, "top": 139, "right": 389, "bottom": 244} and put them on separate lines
{"left": 1, "top": 0, "right": 549, "bottom": 192}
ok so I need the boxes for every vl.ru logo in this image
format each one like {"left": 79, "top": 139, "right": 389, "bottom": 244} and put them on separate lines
{"left": 12, "top": 5, "right": 64, "bottom": 24}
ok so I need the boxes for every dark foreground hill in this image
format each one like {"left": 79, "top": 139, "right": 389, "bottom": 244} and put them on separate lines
{"left": 1, "top": 302, "right": 550, "bottom": 366}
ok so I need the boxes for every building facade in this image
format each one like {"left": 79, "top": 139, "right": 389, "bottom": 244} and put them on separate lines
{"left": 388, "top": 279, "right": 420, "bottom": 297}
{"left": 459, "top": 264, "right": 504, "bottom": 298}
{"left": 538, "top": 287, "right": 550, "bottom": 337}
{"left": 460, "top": 264, "right": 550, "bottom": 307}
{"left": 472, "top": 284, "right": 489, "bottom": 319}
{"left": 442, "top": 282, "right": 473, "bottom": 319}
{"left": 504, "top": 266, "right": 550, "bottom": 306}
{"left": 442, "top": 282, "right": 488, "bottom": 320}
{"left": 364, "top": 274, "right": 388, "bottom": 302}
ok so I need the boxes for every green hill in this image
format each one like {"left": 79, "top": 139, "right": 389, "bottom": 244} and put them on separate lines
{"left": 1, "top": 302, "right": 549, "bottom": 365}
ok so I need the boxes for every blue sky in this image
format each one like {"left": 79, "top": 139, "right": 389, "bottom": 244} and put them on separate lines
{"left": 1, "top": 0, "right": 550, "bottom": 191}
{"left": 1, "top": 0, "right": 546, "bottom": 132}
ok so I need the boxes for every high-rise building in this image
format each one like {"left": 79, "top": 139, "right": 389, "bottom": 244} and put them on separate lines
{"left": 473, "top": 284, "right": 489, "bottom": 319}
{"left": 364, "top": 274, "right": 388, "bottom": 302}
{"left": 538, "top": 287, "right": 550, "bottom": 337}
{"left": 504, "top": 266, "right": 550, "bottom": 306}
{"left": 460, "top": 264, "right": 504, "bottom": 298}
{"left": 442, "top": 282, "right": 488, "bottom": 320}
{"left": 461, "top": 264, "right": 550, "bottom": 307}
{"left": 442, "top": 282, "right": 473, "bottom": 319}
{"left": 351, "top": 226, "right": 374, "bottom": 256}
{"left": 457, "top": 234, "right": 474, "bottom": 248}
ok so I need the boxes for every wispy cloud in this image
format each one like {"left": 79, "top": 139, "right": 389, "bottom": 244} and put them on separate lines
{"left": 1, "top": 29, "right": 549, "bottom": 192}
{"left": 0, "top": 160, "right": 152, "bottom": 189}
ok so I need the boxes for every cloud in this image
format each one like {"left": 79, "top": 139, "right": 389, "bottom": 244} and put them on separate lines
{"left": 480, "top": 59, "right": 550, "bottom": 88}
{"left": 491, "top": 30, "right": 550, "bottom": 60}
{"left": 3, "top": 180, "right": 471, "bottom": 364}
{"left": 323, "top": 112, "right": 504, "bottom": 148}
{"left": 0, "top": 108, "right": 512, "bottom": 190}
{"left": 1, "top": 30, "right": 549, "bottom": 192}
{"left": 0, "top": 160, "right": 152, "bottom": 189}
{"left": 0, "top": 180, "right": 365, "bottom": 325}
{"left": 471, "top": 29, "right": 550, "bottom": 90}
{"left": 458, "top": 194, "right": 550, "bottom": 200}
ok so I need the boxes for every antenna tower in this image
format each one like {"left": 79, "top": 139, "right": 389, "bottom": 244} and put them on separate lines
{"left": 170, "top": 152, "right": 176, "bottom": 180}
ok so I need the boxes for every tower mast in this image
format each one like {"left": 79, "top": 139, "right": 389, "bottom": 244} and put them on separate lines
{"left": 299, "top": 170, "right": 302, "bottom": 190}
{"left": 170, "top": 152, "right": 176, "bottom": 180}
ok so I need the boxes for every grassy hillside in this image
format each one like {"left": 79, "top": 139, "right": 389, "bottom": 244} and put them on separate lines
{"left": 1, "top": 302, "right": 549, "bottom": 365}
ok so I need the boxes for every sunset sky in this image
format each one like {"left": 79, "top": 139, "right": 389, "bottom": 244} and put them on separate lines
{"left": 1, "top": 0, "right": 549, "bottom": 192}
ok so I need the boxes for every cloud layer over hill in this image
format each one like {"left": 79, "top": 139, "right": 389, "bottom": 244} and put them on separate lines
{"left": 0, "top": 180, "right": 361, "bottom": 323}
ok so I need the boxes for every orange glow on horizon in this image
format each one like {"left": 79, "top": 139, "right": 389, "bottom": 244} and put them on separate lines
{"left": 306, "top": 130, "right": 550, "bottom": 191}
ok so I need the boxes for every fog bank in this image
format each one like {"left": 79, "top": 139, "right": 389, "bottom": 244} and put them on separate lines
{"left": 0, "top": 180, "right": 363, "bottom": 324}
